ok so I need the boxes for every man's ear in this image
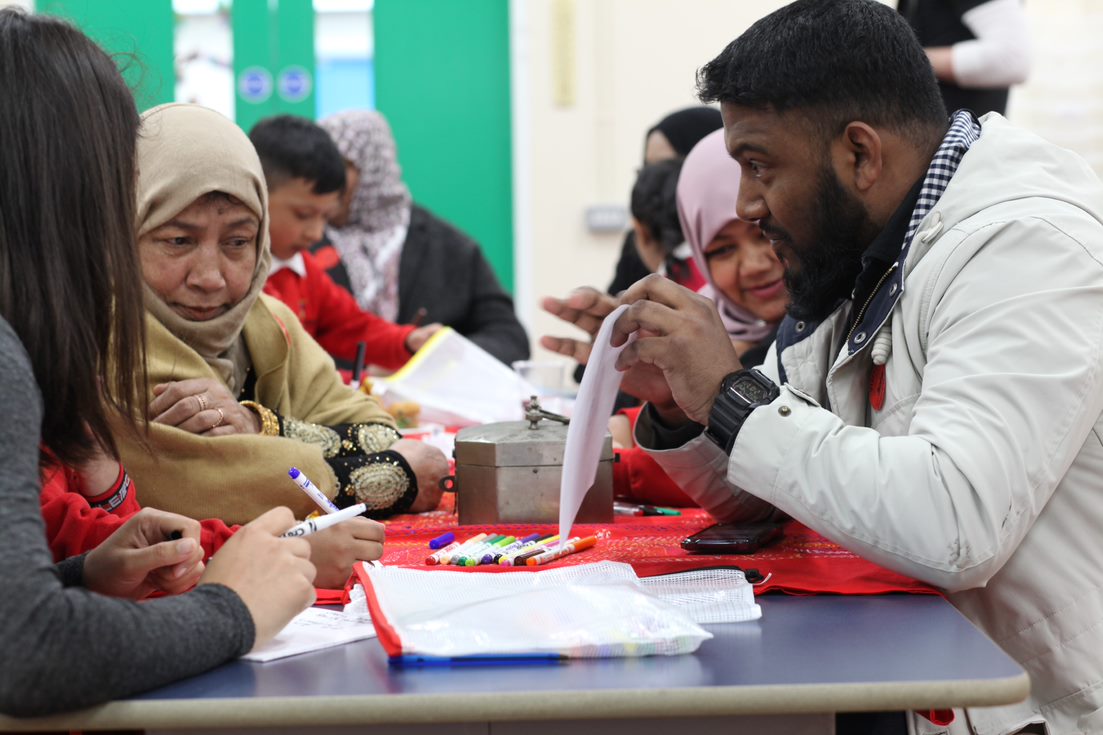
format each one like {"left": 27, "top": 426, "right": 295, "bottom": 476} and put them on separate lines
{"left": 839, "top": 122, "right": 883, "bottom": 193}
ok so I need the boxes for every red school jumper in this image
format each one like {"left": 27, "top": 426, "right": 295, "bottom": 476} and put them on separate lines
{"left": 264, "top": 250, "right": 416, "bottom": 371}
{"left": 40, "top": 463, "right": 236, "bottom": 563}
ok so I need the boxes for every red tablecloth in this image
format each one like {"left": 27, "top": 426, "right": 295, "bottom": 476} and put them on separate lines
{"left": 319, "top": 494, "right": 936, "bottom": 602}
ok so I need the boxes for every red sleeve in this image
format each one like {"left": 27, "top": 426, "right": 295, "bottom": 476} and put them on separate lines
{"left": 302, "top": 252, "right": 416, "bottom": 370}
{"left": 39, "top": 464, "right": 238, "bottom": 561}
{"left": 199, "top": 518, "right": 238, "bottom": 557}
{"left": 39, "top": 464, "right": 139, "bottom": 561}
{"left": 613, "top": 447, "right": 698, "bottom": 507}
{"left": 612, "top": 407, "right": 696, "bottom": 507}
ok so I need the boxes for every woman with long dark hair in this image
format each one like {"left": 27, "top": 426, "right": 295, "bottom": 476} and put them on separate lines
{"left": 0, "top": 9, "right": 315, "bottom": 716}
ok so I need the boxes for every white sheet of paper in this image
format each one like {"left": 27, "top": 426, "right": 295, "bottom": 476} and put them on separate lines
{"left": 558, "top": 304, "right": 635, "bottom": 544}
{"left": 243, "top": 607, "right": 376, "bottom": 663}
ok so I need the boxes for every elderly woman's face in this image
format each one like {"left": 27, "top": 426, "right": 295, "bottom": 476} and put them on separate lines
{"left": 139, "top": 193, "right": 260, "bottom": 321}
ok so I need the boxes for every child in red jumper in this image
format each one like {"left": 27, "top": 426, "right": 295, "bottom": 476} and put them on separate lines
{"left": 251, "top": 115, "right": 439, "bottom": 372}
{"left": 40, "top": 447, "right": 382, "bottom": 589}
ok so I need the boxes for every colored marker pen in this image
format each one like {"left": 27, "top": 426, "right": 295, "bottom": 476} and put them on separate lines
{"left": 485, "top": 533, "right": 542, "bottom": 564}
{"left": 453, "top": 535, "right": 504, "bottom": 566}
{"left": 440, "top": 533, "right": 487, "bottom": 565}
{"left": 502, "top": 535, "right": 561, "bottom": 566}
{"left": 527, "top": 535, "right": 598, "bottom": 566}
{"left": 429, "top": 531, "right": 456, "bottom": 549}
{"left": 426, "top": 541, "right": 461, "bottom": 565}
{"left": 281, "top": 503, "right": 367, "bottom": 538}
{"left": 288, "top": 467, "right": 339, "bottom": 514}
{"left": 471, "top": 536, "right": 516, "bottom": 566}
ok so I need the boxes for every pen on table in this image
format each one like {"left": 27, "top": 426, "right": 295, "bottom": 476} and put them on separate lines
{"left": 289, "top": 467, "right": 339, "bottom": 514}
{"left": 429, "top": 531, "right": 455, "bottom": 549}
{"left": 500, "top": 534, "right": 560, "bottom": 566}
{"left": 410, "top": 307, "right": 428, "bottom": 327}
{"left": 483, "top": 533, "right": 542, "bottom": 565}
{"left": 527, "top": 535, "right": 598, "bottom": 566}
{"left": 281, "top": 503, "right": 367, "bottom": 538}
{"left": 614, "top": 501, "right": 681, "bottom": 517}
{"left": 613, "top": 501, "right": 644, "bottom": 516}
{"left": 452, "top": 535, "right": 504, "bottom": 566}
{"left": 350, "top": 340, "right": 367, "bottom": 389}
{"left": 425, "top": 541, "right": 462, "bottom": 565}
{"left": 438, "top": 532, "right": 487, "bottom": 565}
{"left": 467, "top": 536, "right": 515, "bottom": 566}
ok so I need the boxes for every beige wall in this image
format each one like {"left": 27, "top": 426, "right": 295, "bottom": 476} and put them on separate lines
{"left": 512, "top": 0, "right": 790, "bottom": 367}
{"left": 513, "top": 0, "right": 1103, "bottom": 369}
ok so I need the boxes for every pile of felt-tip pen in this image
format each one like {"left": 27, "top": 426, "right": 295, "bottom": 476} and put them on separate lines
{"left": 425, "top": 531, "right": 599, "bottom": 567}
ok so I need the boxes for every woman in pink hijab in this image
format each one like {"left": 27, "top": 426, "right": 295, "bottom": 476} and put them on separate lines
{"left": 603, "top": 129, "right": 789, "bottom": 506}
{"left": 677, "top": 128, "right": 788, "bottom": 366}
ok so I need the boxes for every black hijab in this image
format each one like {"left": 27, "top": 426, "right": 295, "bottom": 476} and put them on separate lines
{"left": 645, "top": 107, "right": 723, "bottom": 158}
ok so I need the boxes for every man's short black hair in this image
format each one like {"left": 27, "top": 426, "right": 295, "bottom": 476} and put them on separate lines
{"left": 697, "top": 0, "right": 947, "bottom": 141}
{"left": 249, "top": 115, "right": 347, "bottom": 195}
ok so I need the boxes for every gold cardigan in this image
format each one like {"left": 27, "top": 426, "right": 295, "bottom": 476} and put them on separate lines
{"left": 118, "top": 294, "right": 396, "bottom": 525}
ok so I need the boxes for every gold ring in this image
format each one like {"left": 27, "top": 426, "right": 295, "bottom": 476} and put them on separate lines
{"left": 210, "top": 407, "right": 225, "bottom": 430}
{"left": 196, "top": 393, "right": 208, "bottom": 412}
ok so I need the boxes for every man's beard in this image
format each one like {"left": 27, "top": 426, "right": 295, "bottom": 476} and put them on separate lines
{"left": 783, "top": 167, "right": 879, "bottom": 322}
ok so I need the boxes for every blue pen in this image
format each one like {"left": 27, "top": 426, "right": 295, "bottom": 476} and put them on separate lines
{"left": 288, "top": 467, "right": 339, "bottom": 514}
{"left": 429, "top": 531, "right": 456, "bottom": 550}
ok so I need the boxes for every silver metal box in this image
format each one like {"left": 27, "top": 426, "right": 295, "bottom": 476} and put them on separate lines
{"left": 453, "top": 418, "right": 614, "bottom": 525}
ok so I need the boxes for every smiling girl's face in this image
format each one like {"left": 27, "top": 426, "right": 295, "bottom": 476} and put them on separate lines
{"left": 702, "top": 219, "right": 788, "bottom": 324}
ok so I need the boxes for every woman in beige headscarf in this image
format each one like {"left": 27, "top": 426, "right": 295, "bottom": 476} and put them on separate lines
{"left": 118, "top": 104, "right": 446, "bottom": 527}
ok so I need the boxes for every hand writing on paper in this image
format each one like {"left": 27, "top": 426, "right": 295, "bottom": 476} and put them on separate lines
{"left": 200, "top": 507, "right": 316, "bottom": 650}
{"left": 306, "top": 516, "right": 385, "bottom": 589}
{"left": 390, "top": 438, "right": 447, "bottom": 513}
{"left": 541, "top": 286, "right": 682, "bottom": 423}
{"left": 613, "top": 275, "right": 743, "bottom": 426}
{"left": 405, "top": 323, "right": 443, "bottom": 353}
{"left": 150, "top": 377, "right": 261, "bottom": 436}
{"left": 83, "top": 508, "right": 206, "bottom": 599}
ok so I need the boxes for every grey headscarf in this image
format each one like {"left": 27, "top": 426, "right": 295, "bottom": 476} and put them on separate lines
{"left": 319, "top": 110, "right": 411, "bottom": 321}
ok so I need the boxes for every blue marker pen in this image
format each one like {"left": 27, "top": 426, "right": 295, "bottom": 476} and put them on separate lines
{"left": 288, "top": 467, "right": 339, "bottom": 514}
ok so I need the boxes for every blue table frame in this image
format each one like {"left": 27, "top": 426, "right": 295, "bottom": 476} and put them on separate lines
{"left": 0, "top": 595, "right": 1028, "bottom": 733}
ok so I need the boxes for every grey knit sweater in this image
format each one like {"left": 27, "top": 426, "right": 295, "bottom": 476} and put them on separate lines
{"left": 0, "top": 317, "right": 255, "bottom": 717}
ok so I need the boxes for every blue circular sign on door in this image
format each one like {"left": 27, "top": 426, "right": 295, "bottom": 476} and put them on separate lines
{"left": 277, "top": 66, "right": 313, "bottom": 103}
{"left": 238, "top": 66, "right": 273, "bottom": 104}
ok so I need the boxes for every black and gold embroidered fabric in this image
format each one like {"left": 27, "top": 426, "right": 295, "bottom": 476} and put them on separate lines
{"left": 267, "top": 413, "right": 414, "bottom": 517}
{"left": 330, "top": 450, "right": 416, "bottom": 517}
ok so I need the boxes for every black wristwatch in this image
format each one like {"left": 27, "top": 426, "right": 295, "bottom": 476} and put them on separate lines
{"left": 704, "top": 368, "right": 780, "bottom": 454}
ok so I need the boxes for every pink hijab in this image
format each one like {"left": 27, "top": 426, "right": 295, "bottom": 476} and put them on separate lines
{"left": 676, "top": 129, "right": 775, "bottom": 343}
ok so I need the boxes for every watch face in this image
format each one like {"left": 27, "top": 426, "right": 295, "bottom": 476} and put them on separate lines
{"left": 732, "top": 376, "right": 772, "bottom": 403}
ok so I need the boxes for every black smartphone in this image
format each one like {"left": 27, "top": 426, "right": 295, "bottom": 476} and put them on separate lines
{"left": 680, "top": 521, "right": 783, "bottom": 554}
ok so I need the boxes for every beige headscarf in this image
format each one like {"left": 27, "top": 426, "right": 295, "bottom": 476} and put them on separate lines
{"left": 136, "top": 103, "right": 272, "bottom": 391}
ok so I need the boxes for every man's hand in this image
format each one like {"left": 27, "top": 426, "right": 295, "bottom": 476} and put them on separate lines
{"left": 613, "top": 275, "right": 743, "bottom": 425}
{"left": 150, "top": 378, "right": 261, "bottom": 436}
{"left": 390, "top": 438, "right": 447, "bottom": 513}
{"left": 305, "top": 516, "right": 385, "bottom": 589}
{"left": 541, "top": 286, "right": 681, "bottom": 419}
{"left": 83, "top": 508, "right": 206, "bottom": 599}
{"left": 200, "top": 507, "right": 316, "bottom": 650}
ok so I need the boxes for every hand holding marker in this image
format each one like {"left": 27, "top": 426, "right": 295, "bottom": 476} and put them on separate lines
{"left": 284, "top": 467, "right": 364, "bottom": 537}
{"left": 281, "top": 502, "right": 368, "bottom": 537}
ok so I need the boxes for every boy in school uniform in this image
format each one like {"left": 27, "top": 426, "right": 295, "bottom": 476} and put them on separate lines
{"left": 251, "top": 115, "right": 440, "bottom": 372}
